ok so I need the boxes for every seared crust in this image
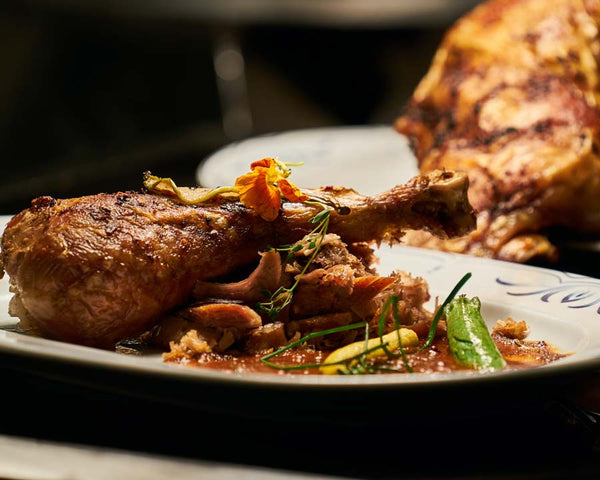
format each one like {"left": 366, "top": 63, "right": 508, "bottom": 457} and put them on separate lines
{"left": 396, "top": 0, "right": 600, "bottom": 261}
{"left": 1, "top": 171, "right": 474, "bottom": 348}
{"left": 2, "top": 192, "right": 277, "bottom": 347}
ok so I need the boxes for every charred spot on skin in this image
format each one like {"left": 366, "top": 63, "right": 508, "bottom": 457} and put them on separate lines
{"left": 524, "top": 32, "right": 540, "bottom": 44}
{"left": 449, "top": 86, "right": 459, "bottom": 101}
{"left": 533, "top": 79, "right": 551, "bottom": 94}
{"left": 90, "top": 206, "right": 113, "bottom": 222}
{"left": 477, "top": 126, "right": 519, "bottom": 147}
{"left": 446, "top": 114, "right": 456, "bottom": 131}
{"left": 175, "top": 218, "right": 191, "bottom": 229}
{"left": 574, "top": 71, "right": 586, "bottom": 83}
{"left": 116, "top": 194, "right": 132, "bottom": 206}
{"left": 433, "top": 132, "right": 447, "bottom": 148}
{"left": 30, "top": 196, "right": 56, "bottom": 211}
{"left": 534, "top": 122, "right": 550, "bottom": 134}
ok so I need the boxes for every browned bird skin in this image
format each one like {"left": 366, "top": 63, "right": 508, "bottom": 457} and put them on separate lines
{"left": 1, "top": 170, "right": 474, "bottom": 348}
{"left": 395, "top": 0, "right": 600, "bottom": 262}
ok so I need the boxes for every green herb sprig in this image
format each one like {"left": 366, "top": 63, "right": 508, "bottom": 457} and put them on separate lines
{"left": 260, "top": 321, "right": 367, "bottom": 371}
{"left": 373, "top": 294, "right": 414, "bottom": 373}
{"left": 257, "top": 206, "right": 329, "bottom": 317}
{"left": 260, "top": 273, "right": 472, "bottom": 374}
{"left": 260, "top": 295, "right": 415, "bottom": 374}
{"left": 422, "top": 272, "right": 472, "bottom": 350}
{"left": 335, "top": 295, "right": 414, "bottom": 375}
{"left": 258, "top": 199, "right": 346, "bottom": 318}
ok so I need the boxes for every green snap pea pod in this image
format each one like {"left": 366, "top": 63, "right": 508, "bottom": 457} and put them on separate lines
{"left": 444, "top": 296, "right": 506, "bottom": 372}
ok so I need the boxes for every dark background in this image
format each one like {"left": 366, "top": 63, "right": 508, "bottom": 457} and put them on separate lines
{"left": 0, "top": 0, "right": 481, "bottom": 214}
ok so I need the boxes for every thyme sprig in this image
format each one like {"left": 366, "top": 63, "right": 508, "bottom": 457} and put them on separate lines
{"left": 258, "top": 201, "right": 336, "bottom": 317}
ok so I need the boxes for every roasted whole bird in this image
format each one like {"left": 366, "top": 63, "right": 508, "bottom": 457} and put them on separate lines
{"left": 0, "top": 170, "right": 474, "bottom": 348}
{"left": 395, "top": 0, "right": 600, "bottom": 262}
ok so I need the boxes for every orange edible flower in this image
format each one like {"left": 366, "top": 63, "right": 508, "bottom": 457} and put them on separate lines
{"left": 235, "top": 157, "right": 308, "bottom": 221}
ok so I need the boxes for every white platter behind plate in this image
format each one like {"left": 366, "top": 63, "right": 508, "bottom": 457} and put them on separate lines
{"left": 197, "top": 126, "right": 418, "bottom": 195}
{"left": 199, "top": 125, "right": 600, "bottom": 263}
{"left": 1, "top": 213, "right": 600, "bottom": 389}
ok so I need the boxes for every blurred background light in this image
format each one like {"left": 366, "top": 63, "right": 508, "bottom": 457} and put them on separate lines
{"left": 0, "top": 0, "right": 481, "bottom": 213}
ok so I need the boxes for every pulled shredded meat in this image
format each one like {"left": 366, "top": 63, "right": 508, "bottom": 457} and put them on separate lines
{"left": 154, "top": 303, "right": 262, "bottom": 354}
{"left": 286, "top": 312, "right": 357, "bottom": 350}
{"left": 159, "top": 233, "right": 432, "bottom": 362}
{"left": 243, "top": 322, "right": 288, "bottom": 353}
{"left": 163, "top": 330, "right": 212, "bottom": 362}
{"left": 193, "top": 250, "right": 282, "bottom": 303}
{"left": 492, "top": 317, "right": 530, "bottom": 340}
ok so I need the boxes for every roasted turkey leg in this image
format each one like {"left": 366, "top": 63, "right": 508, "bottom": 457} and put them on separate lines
{"left": 1, "top": 170, "right": 474, "bottom": 348}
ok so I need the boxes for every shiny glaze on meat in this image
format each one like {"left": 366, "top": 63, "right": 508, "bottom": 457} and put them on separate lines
{"left": 1, "top": 171, "right": 474, "bottom": 348}
{"left": 396, "top": 0, "right": 600, "bottom": 262}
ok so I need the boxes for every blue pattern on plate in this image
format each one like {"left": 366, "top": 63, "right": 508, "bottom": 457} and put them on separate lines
{"left": 496, "top": 272, "right": 600, "bottom": 314}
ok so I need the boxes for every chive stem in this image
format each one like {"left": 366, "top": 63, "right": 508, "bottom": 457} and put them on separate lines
{"left": 422, "top": 272, "right": 472, "bottom": 350}
{"left": 260, "top": 321, "right": 366, "bottom": 370}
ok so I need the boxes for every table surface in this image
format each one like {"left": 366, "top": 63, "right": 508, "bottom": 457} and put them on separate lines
{"left": 2, "top": 364, "right": 600, "bottom": 479}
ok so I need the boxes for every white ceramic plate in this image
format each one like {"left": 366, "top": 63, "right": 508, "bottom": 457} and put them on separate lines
{"left": 1, "top": 210, "right": 600, "bottom": 389}
{"left": 3, "top": 126, "right": 600, "bottom": 391}
{"left": 197, "top": 125, "right": 418, "bottom": 196}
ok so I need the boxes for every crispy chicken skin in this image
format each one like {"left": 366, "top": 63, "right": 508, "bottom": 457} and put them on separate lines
{"left": 395, "top": 0, "right": 600, "bottom": 261}
{"left": 1, "top": 170, "right": 474, "bottom": 348}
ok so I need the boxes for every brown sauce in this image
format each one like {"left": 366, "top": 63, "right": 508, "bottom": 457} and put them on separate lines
{"left": 166, "top": 333, "right": 567, "bottom": 375}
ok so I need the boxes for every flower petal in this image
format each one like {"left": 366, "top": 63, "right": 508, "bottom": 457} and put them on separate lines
{"left": 250, "top": 157, "right": 276, "bottom": 171}
{"left": 235, "top": 170, "right": 281, "bottom": 221}
{"left": 278, "top": 179, "right": 308, "bottom": 203}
